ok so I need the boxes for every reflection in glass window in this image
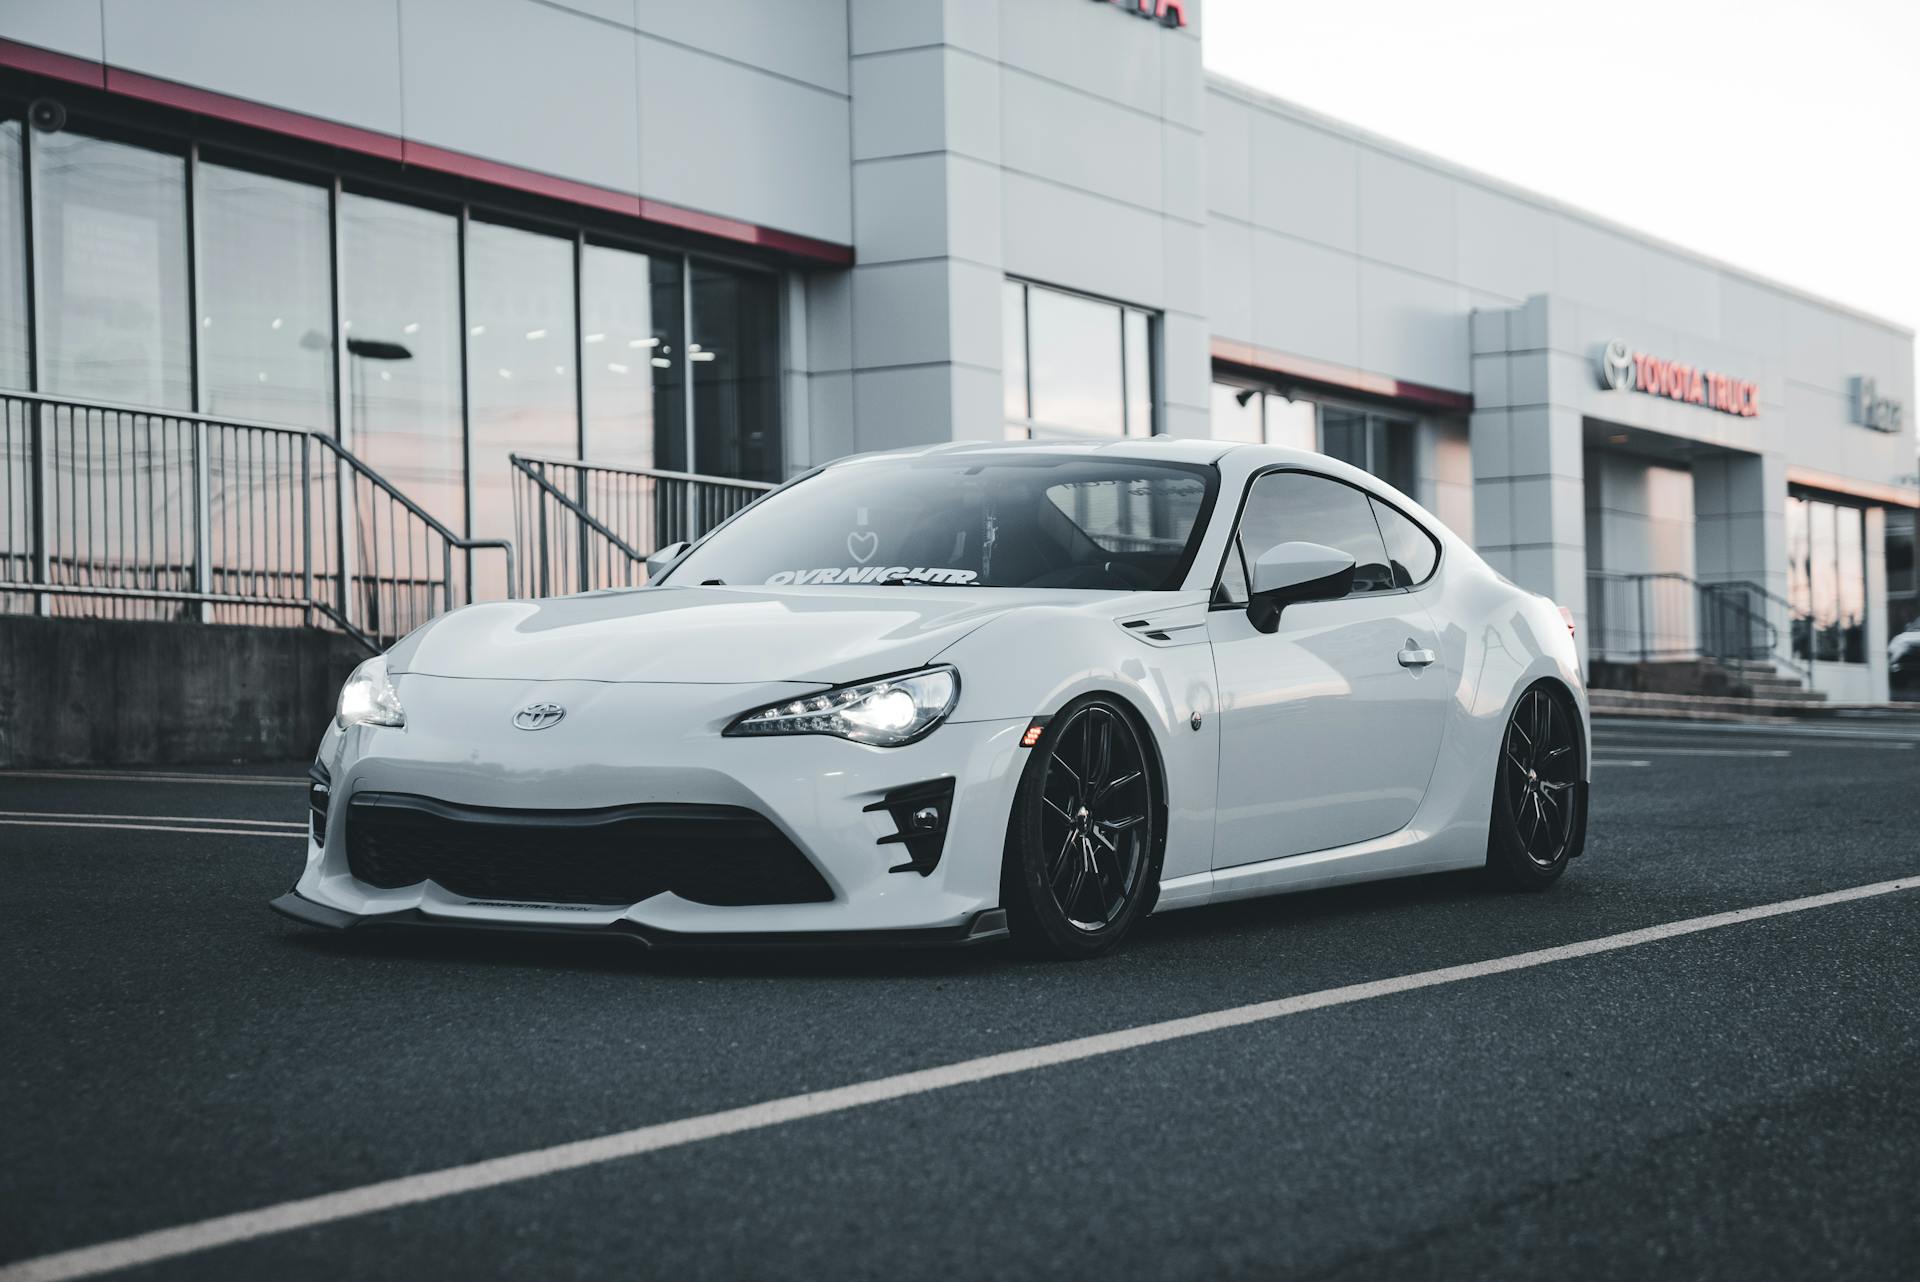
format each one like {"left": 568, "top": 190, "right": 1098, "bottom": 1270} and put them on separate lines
{"left": 466, "top": 220, "right": 578, "bottom": 597}
{"left": 1370, "top": 497, "right": 1439, "bottom": 587}
{"left": 1028, "top": 286, "right": 1122, "bottom": 437}
{"left": 339, "top": 192, "right": 463, "bottom": 530}
{"left": 1320, "top": 407, "right": 1415, "bottom": 494}
{"left": 1837, "top": 504, "right": 1865, "bottom": 663}
{"left": 1210, "top": 382, "right": 1262, "bottom": 443}
{"left": 1789, "top": 493, "right": 1870, "bottom": 665}
{"left": 198, "top": 163, "right": 332, "bottom": 428}
{"left": 1223, "top": 470, "right": 1396, "bottom": 603}
{"left": 581, "top": 243, "right": 682, "bottom": 470}
{"left": 689, "top": 262, "right": 780, "bottom": 482}
{"left": 1809, "top": 500, "right": 1838, "bottom": 662}
{"left": 1208, "top": 382, "right": 1317, "bottom": 450}
{"left": 0, "top": 120, "right": 26, "bottom": 389}
{"left": 35, "top": 132, "right": 191, "bottom": 408}
{"left": 1006, "top": 281, "right": 1155, "bottom": 440}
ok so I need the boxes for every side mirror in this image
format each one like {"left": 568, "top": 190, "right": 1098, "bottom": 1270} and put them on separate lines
{"left": 1247, "top": 541, "right": 1356, "bottom": 633}
{"left": 643, "top": 541, "right": 691, "bottom": 582}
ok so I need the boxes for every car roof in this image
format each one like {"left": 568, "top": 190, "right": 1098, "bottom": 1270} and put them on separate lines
{"left": 823, "top": 437, "right": 1339, "bottom": 469}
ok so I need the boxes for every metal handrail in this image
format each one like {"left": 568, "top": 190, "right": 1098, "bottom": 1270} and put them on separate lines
{"left": 1586, "top": 569, "right": 1809, "bottom": 686}
{"left": 510, "top": 454, "right": 773, "bottom": 598}
{"left": 1, "top": 388, "right": 514, "bottom": 651}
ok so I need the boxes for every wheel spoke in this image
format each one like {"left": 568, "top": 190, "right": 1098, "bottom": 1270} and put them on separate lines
{"left": 1094, "top": 770, "right": 1142, "bottom": 803}
{"left": 1049, "top": 829, "right": 1077, "bottom": 883}
{"left": 1538, "top": 778, "right": 1575, "bottom": 794}
{"left": 1043, "top": 794, "right": 1074, "bottom": 823}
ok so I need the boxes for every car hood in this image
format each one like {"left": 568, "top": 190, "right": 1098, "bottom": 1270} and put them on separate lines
{"left": 387, "top": 584, "right": 1117, "bottom": 685}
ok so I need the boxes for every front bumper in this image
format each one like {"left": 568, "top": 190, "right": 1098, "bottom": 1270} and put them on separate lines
{"left": 288, "top": 674, "right": 1031, "bottom": 942}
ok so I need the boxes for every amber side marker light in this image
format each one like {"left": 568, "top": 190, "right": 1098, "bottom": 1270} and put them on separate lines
{"left": 1019, "top": 717, "right": 1051, "bottom": 748}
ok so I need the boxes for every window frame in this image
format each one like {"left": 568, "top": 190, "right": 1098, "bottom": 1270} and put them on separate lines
{"left": 1207, "top": 464, "right": 1443, "bottom": 611}
{"left": 1004, "top": 277, "right": 1158, "bottom": 441}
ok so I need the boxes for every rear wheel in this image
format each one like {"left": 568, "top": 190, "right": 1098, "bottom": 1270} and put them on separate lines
{"left": 1001, "top": 696, "right": 1161, "bottom": 959}
{"left": 1486, "top": 682, "right": 1585, "bottom": 889}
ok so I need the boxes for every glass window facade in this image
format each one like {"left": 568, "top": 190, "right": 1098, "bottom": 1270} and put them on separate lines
{"left": 0, "top": 119, "right": 26, "bottom": 389}
{"left": 1208, "top": 381, "right": 1315, "bottom": 450}
{"left": 340, "top": 192, "right": 464, "bottom": 531}
{"left": 0, "top": 124, "right": 786, "bottom": 548}
{"left": 1788, "top": 492, "right": 1869, "bottom": 664}
{"left": 1210, "top": 380, "right": 1414, "bottom": 494}
{"left": 580, "top": 243, "right": 682, "bottom": 470}
{"left": 1004, "top": 280, "right": 1155, "bottom": 439}
{"left": 197, "top": 162, "right": 333, "bottom": 428}
{"left": 35, "top": 131, "right": 192, "bottom": 409}
{"left": 690, "top": 262, "right": 780, "bottom": 481}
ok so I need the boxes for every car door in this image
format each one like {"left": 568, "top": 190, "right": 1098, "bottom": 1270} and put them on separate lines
{"left": 1206, "top": 469, "right": 1450, "bottom": 869}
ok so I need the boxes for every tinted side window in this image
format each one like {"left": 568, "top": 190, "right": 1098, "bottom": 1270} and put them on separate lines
{"left": 1221, "top": 471, "right": 1395, "bottom": 603}
{"left": 1370, "top": 498, "right": 1440, "bottom": 587}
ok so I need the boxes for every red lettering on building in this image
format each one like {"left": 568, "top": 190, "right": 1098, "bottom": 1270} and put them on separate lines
{"left": 1089, "top": 0, "right": 1188, "bottom": 28}
{"left": 1604, "top": 339, "right": 1757, "bottom": 418}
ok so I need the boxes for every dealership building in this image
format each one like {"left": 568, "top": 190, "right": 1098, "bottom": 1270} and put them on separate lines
{"left": 0, "top": 0, "right": 1914, "bottom": 719}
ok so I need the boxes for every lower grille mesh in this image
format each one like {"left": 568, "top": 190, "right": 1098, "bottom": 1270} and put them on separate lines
{"left": 345, "top": 793, "right": 832, "bottom": 907}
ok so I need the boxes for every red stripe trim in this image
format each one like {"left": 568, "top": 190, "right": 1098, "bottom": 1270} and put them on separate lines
{"left": 0, "top": 39, "right": 854, "bottom": 266}
{"left": 401, "top": 140, "right": 639, "bottom": 218}
{"left": 105, "top": 67, "right": 404, "bottom": 162}
{"left": 1212, "top": 338, "right": 1474, "bottom": 414}
{"left": 0, "top": 37, "right": 104, "bottom": 88}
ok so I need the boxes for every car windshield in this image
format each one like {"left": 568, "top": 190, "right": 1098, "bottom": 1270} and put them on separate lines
{"left": 665, "top": 453, "right": 1217, "bottom": 591}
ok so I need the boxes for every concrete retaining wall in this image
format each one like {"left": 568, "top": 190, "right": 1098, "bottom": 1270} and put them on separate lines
{"left": 0, "top": 617, "right": 367, "bottom": 767}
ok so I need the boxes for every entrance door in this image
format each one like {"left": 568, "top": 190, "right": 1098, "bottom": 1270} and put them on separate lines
{"left": 1206, "top": 469, "right": 1451, "bottom": 868}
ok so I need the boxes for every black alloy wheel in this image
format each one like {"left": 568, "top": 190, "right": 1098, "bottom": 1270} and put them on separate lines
{"left": 1487, "top": 682, "right": 1585, "bottom": 888}
{"left": 1002, "top": 695, "right": 1161, "bottom": 958}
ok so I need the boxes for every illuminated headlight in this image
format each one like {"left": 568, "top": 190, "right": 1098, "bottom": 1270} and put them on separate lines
{"left": 335, "top": 654, "right": 406, "bottom": 730}
{"left": 725, "top": 667, "right": 958, "bottom": 747}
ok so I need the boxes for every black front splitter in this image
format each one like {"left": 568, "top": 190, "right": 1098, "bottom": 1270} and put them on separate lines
{"left": 269, "top": 890, "right": 1009, "bottom": 951}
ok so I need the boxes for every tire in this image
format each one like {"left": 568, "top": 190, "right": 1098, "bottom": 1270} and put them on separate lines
{"left": 1485, "top": 681, "right": 1586, "bottom": 890}
{"left": 1001, "top": 694, "right": 1164, "bottom": 959}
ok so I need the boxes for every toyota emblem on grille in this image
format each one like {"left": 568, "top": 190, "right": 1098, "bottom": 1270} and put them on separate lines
{"left": 512, "top": 702, "right": 566, "bottom": 731}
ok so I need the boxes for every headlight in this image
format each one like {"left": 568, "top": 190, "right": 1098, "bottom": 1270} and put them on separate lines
{"left": 724, "top": 666, "right": 958, "bottom": 747}
{"left": 336, "top": 654, "right": 405, "bottom": 730}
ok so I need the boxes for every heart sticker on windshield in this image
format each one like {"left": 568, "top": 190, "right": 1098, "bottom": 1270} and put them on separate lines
{"left": 847, "top": 529, "right": 879, "bottom": 563}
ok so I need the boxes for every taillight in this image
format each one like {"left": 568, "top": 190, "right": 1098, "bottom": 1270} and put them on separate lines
{"left": 1557, "top": 605, "right": 1576, "bottom": 637}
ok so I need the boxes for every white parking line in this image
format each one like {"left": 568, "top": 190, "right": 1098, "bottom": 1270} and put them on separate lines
{"left": 4, "top": 874, "right": 1913, "bottom": 1282}
{"left": 0, "top": 819, "right": 306, "bottom": 840}
{"left": 1593, "top": 747, "right": 1791, "bottom": 758}
{"left": 1592, "top": 760, "right": 1650, "bottom": 768}
{"left": 0, "top": 770, "right": 305, "bottom": 788}
{"left": 0, "top": 810, "right": 304, "bottom": 829}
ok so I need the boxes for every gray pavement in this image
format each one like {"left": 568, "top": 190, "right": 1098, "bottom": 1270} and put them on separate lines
{"left": 2, "top": 716, "right": 1917, "bottom": 1280}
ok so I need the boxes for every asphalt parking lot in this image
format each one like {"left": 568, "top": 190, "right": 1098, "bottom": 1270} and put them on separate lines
{"left": 3, "top": 717, "right": 1918, "bottom": 1281}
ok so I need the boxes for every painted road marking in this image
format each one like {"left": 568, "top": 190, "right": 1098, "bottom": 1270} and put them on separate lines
{"left": 0, "top": 770, "right": 305, "bottom": 788}
{"left": 1592, "top": 747, "right": 1790, "bottom": 758}
{"left": 1592, "top": 760, "right": 1650, "bottom": 768}
{"left": 4, "top": 874, "right": 1914, "bottom": 1282}
{"left": 0, "top": 819, "right": 306, "bottom": 840}
{"left": 0, "top": 810, "right": 303, "bottom": 829}
{"left": 1595, "top": 737, "right": 1913, "bottom": 752}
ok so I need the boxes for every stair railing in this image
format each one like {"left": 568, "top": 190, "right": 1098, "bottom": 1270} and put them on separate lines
{"left": 0, "top": 389, "right": 513, "bottom": 652}
{"left": 510, "top": 455, "right": 773, "bottom": 598}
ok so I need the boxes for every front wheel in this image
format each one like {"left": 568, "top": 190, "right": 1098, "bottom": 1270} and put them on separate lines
{"left": 1486, "top": 682, "right": 1586, "bottom": 889}
{"left": 1001, "top": 696, "right": 1162, "bottom": 959}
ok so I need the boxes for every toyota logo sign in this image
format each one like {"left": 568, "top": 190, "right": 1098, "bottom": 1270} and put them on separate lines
{"left": 1600, "top": 339, "right": 1635, "bottom": 392}
{"left": 512, "top": 703, "right": 566, "bottom": 731}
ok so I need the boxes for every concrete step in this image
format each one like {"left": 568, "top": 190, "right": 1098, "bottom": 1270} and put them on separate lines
{"left": 1586, "top": 688, "right": 1911, "bottom": 722}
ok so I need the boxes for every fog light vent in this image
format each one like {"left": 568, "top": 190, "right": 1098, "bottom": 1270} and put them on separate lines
{"left": 308, "top": 760, "right": 332, "bottom": 843}
{"left": 863, "top": 778, "right": 956, "bottom": 876}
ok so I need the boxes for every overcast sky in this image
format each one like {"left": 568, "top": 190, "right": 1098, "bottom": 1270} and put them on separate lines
{"left": 1202, "top": 0, "right": 1918, "bottom": 337}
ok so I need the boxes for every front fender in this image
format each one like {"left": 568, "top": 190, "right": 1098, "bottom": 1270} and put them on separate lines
{"left": 935, "top": 603, "right": 1220, "bottom": 888}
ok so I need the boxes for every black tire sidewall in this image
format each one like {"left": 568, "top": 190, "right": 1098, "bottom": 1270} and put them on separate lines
{"left": 1001, "top": 695, "right": 1163, "bottom": 959}
{"left": 1487, "top": 682, "right": 1584, "bottom": 890}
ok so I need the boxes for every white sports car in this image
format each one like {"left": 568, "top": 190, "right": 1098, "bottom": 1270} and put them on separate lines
{"left": 275, "top": 439, "right": 1589, "bottom": 959}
